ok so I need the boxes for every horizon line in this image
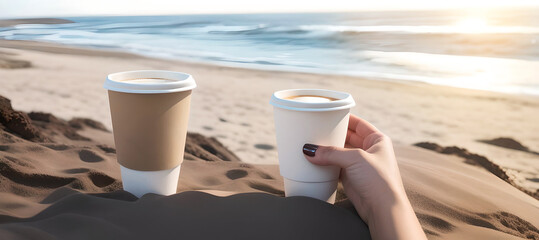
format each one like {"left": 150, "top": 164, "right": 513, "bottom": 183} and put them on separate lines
{"left": 2, "top": 5, "right": 538, "bottom": 20}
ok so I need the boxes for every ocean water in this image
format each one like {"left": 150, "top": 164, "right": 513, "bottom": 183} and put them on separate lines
{"left": 1, "top": 9, "right": 539, "bottom": 95}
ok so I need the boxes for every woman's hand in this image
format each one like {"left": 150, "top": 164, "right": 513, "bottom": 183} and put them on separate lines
{"left": 302, "top": 114, "right": 427, "bottom": 240}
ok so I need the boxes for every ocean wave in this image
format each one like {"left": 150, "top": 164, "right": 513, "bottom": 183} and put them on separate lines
{"left": 2, "top": 12, "right": 538, "bottom": 95}
{"left": 12, "top": 21, "right": 539, "bottom": 38}
{"left": 208, "top": 25, "right": 310, "bottom": 35}
{"left": 205, "top": 23, "right": 539, "bottom": 38}
{"left": 94, "top": 21, "right": 216, "bottom": 31}
{"left": 358, "top": 50, "right": 539, "bottom": 88}
{"left": 299, "top": 24, "right": 539, "bottom": 35}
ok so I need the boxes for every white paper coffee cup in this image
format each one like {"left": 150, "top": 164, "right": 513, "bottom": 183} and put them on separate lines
{"left": 270, "top": 89, "right": 355, "bottom": 203}
{"left": 104, "top": 70, "right": 196, "bottom": 197}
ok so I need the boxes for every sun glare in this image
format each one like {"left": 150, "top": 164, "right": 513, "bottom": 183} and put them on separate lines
{"left": 454, "top": 17, "right": 489, "bottom": 33}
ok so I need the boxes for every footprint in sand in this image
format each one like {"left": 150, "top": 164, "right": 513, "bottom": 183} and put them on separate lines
{"left": 88, "top": 171, "right": 116, "bottom": 187}
{"left": 527, "top": 178, "right": 539, "bottom": 183}
{"left": 41, "top": 143, "right": 70, "bottom": 151}
{"left": 63, "top": 168, "right": 90, "bottom": 174}
{"left": 97, "top": 145, "right": 116, "bottom": 154}
{"left": 256, "top": 171, "right": 274, "bottom": 180}
{"left": 254, "top": 144, "right": 274, "bottom": 150}
{"left": 0, "top": 162, "right": 75, "bottom": 188}
{"left": 78, "top": 150, "right": 104, "bottom": 163}
{"left": 416, "top": 213, "right": 455, "bottom": 234}
{"left": 226, "top": 169, "right": 248, "bottom": 180}
{"left": 492, "top": 211, "right": 539, "bottom": 237}
{"left": 248, "top": 182, "right": 284, "bottom": 196}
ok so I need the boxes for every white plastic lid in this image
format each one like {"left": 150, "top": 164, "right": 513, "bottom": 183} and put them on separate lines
{"left": 270, "top": 89, "right": 355, "bottom": 112}
{"left": 104, "top": 70, "right": 196, "bottom": 94}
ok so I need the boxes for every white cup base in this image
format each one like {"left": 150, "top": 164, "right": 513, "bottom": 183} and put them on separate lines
{"left": 120, "top": 164, "right": 181, "bottom": 198}
{"left": 284, "top": 178, "right": 338, "bottom": 204}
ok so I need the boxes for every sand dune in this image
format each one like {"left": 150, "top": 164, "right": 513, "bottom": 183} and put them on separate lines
{"left": 0, "top": 57, "right": 30, "bottom": 69}
{"left": 0, "top": 94, "right": 288, "bottom": 217}
{"left": 479, "top": 137, "right": 539, "bottom": 155}
{"left": 397, "top": 146, "right": 539, "bottom": 239}
{"left": 0, "top": 95, "right": 538, "bottom": 239}
{"left": 415, "top": 141, "right": 538, "bottom": 200}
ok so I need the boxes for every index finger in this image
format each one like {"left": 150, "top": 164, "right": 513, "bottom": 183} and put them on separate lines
{"left": 348, "top": 114, "right": 380, "bottom": 138}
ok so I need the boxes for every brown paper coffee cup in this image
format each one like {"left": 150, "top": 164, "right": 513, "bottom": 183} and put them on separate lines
{"left": 104, "top": 70, "right": 196, "bottom": 172}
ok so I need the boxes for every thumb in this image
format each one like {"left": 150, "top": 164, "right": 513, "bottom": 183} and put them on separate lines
{"left": 302, "top": 143, "right": 366, "bottom": 169}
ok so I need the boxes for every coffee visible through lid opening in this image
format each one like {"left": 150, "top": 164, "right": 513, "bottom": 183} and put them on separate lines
{"left": 284, "top": 95, "right": 338, "bottom": 103}
{"left": 270, "top": 89, "right": 355, "bottom": 112}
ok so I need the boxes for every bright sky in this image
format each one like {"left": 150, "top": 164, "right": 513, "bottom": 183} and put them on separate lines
{"left": 1, "top": 0, "right": 538, "bottom": 18}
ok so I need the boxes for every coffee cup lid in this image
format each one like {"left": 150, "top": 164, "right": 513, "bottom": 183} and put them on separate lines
{"left": 270, "top": 89, "right": 355, "bottom": 112}
{"left": 104, "top": 70, "right": 196, "bottom": 94}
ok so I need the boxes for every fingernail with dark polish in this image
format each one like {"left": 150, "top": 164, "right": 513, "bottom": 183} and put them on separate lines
{"left": 303, "top": 144, "right": 318, "bottom": 157}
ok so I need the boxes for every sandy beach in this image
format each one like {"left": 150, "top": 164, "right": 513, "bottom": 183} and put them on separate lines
{"left": 0, "top": 91, "right": 537, "bottom": 239}
{"left": 0, "top": 18, "right": 539, "bottom": 239}
{"left": 1, "top": 39, "right": 539, "bottom": 192}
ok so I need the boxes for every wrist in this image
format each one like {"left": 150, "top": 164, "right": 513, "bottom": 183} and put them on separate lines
{"left": 366, "top": 189, "right": 426, "bottom": 240}
{"left": 366, "top": 186, "right": 410, "bottom": 224}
